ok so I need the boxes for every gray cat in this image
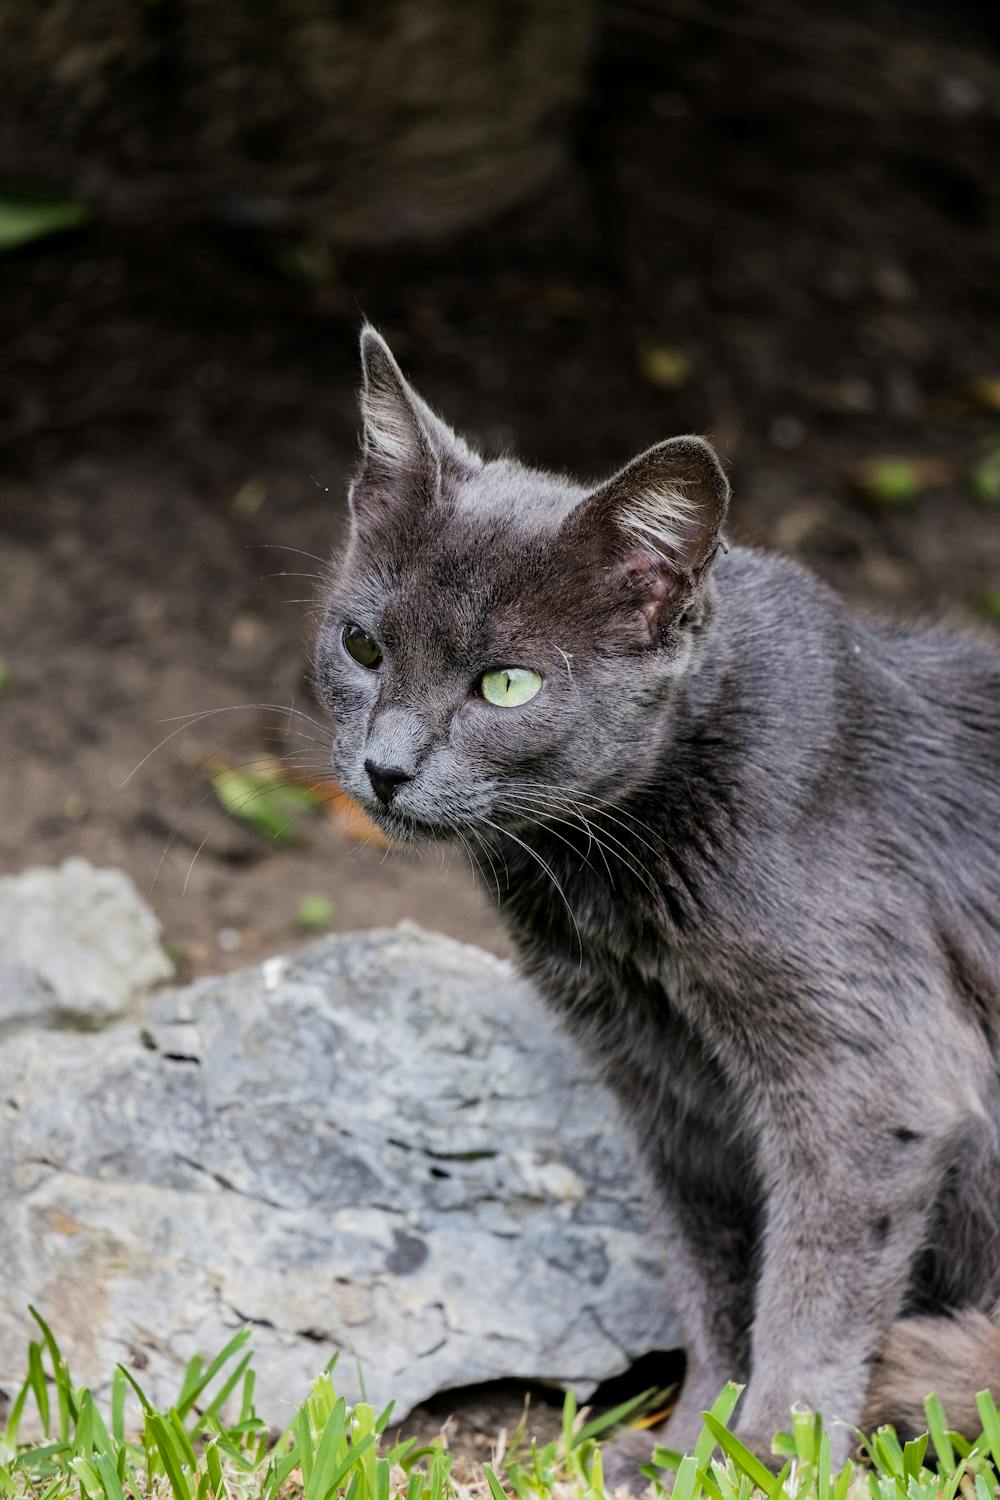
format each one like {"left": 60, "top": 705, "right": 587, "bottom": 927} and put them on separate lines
{"left": 314, "top": 327, "right": 1000, "bottom": 1475}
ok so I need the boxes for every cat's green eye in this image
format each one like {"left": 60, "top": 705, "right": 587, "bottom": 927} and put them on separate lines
{"left": 342, "top": 623, "right": 383, "bottom": 669}
{"left": 480, "top": 666, "right": 543, "bottom": 707}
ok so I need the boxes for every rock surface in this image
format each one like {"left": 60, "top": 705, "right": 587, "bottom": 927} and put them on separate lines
{"left": 0, "top": 857, "right": 173, "bottom": 1028}
{"left": 0, "top": 864, "right": 677, "bottom": 1425}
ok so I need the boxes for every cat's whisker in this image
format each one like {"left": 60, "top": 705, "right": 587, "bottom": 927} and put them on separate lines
{"left": 247, "top": 542, "right": 330, "bottom": 567}
{"left": 148, "top": 725, "right": 336, "bottom": 896}
{"left": 455, "top": 829, "right": 490, "bottom": 900}
{"left": 462, "top": 827, "right": 497, "bottom": 905}
{"left": 158, "top": 701, "right": 329, "bottom": 732}
{"left": 499, "top": 795, "right": 612, "bottom": 890}
{"left": 182, "top": 830, "right": 214, "bottom": 895}
{"left": 469, "top": 825, "right": 506, "bottom": 906}
{"left": 124, "top": 701, "right": 330, "bottom": 787}
{"left": 259, "top": 571, "right": 326, "bottom": 581}
{"left": 518, "top": 780, "right": 668, "bottom": 864}
{"left": 506, "top": 787, "right": 658, "bottom": 891}
{"left": 479, "top": 816, "right": 582, "bottom": 960}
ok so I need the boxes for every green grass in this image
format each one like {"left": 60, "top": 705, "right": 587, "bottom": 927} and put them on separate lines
{"left": 2, "top": 1309, "right": 999, "bottom": 1500}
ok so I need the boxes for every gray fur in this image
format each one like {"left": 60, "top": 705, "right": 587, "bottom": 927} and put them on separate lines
{"left": 315, "top": 328, "right": 1000, "bottom": 1468}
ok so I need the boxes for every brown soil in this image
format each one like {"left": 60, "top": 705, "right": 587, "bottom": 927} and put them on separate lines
{"left": 3, "top": 1, "right": 999, "bottom": 978}
{"left": 1, "top": 0, "right": 999, "bottom": 1441}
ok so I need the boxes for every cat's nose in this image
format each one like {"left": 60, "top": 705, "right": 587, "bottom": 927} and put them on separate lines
{"left": 364, "top": 759, "right": 413, "bottom": 805}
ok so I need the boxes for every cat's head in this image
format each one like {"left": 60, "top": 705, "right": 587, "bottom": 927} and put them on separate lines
{"left": 314, "top": 327, "right": 729, "bottom": 843}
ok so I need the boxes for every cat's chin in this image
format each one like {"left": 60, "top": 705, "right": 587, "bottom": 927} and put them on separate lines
{"left": 367, "top": 808, "right": 459, "bottom": 844}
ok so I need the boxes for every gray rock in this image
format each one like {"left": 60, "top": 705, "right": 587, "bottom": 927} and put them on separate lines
{"left": 0, "top": 904, "right": 677, "bottom": 1425}
{"left": 0, "top": 858, "right": 173, "bottom": 1028}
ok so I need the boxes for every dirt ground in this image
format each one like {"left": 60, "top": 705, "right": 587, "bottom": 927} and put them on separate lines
{"left": 3, "top": 1, "right": 1000, "bottom": 979}
{"left": 1, "top": 0, "right": 999, "bottom": 1441}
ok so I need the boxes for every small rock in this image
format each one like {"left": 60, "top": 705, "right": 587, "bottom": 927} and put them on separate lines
{"left": 0, "top": 858, "right": 172, "bottom": 1028}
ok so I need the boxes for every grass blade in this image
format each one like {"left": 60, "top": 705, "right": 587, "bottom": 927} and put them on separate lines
{"left": 924, "top": 1395, "right": 955, "bottom": 1471}
{"left": 694, "top": 1386, "right": 746, "bottom": 1471}
{"left": 700, "top": 1413, "right": 778, "bottom": 1495}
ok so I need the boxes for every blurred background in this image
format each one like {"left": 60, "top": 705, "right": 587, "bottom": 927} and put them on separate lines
{"left": 2, "top": 0, "right": 999, "bottom": 980}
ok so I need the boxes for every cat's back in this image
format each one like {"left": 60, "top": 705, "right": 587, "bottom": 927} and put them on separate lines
{"left": 714, "top": 543, "right": 1000, "bottom": 928}
{"left": 848, "top": 605, "right": 1000, "bottom": 994}
{"left": 864, "top": 609, "right": 1000, "bottom": 807}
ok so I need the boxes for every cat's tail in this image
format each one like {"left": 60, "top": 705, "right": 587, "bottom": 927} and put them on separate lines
{"left": 864, "top": 1311, "right": 1000, "bottom": 1437}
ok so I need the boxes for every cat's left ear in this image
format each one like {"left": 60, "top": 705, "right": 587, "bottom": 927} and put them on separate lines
{"left": 356, "top": 326, "right": 479, "bottom": 485}
{"left": 564, "top": 435, "right": 729, "bottom": 641}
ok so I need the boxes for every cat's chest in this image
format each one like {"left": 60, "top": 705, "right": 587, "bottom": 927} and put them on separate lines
{"left": 507, "top": 872, "right": 730, "bottom": 1054}
{"left": 500, "top": 842, "right": 772, "bottom": 1110}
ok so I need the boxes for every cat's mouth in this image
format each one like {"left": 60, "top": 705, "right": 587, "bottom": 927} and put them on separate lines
{"left": 367, "top": 806, "right": 459, "bottom": 843}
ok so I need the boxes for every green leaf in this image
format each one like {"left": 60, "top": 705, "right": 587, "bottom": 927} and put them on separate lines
{"left": 902, "top": 1434, "right": 928, "bottom": 1478}
{"left": 0, "top": 195, "right": 89, "bottom": 252}
{"left": 210, "top": 769, "right": 323, "bottom": 844}
{"left": 305, "top": 1396, "right": 347, "bottom": 1500}
{"left": 148, "top": 1415, "right": 193, "bottom": 1500}
{"left": 2, "top": 1374, "right": 30, "bottom": 1447}
{"left": 975, "top": 1390, "right": 1000, "bottom": 1473}
{"left": 970, "top": 452, "right": 1000, "bottom": 505}
{"left": 976, "top": 591, "right": 1000, "bottom": 624}
{"left": 576, "top": 1388, "right": 656, "bottom": 1446}
{"left": 322, "top": 1435, "right": 377, "bottom": 1500}
{"left": 924, "top": 1394, "right": 954, "bottom": 1471}
{"left": 483, "top": 1465, "right": 510, "bottom": 1500}
{"left": 205, "top": 1440, "right": 228, "bottom": 1500}
{"left": 115, "top": 1364, "right": 155, "bottom": 1416}
{"left": 693, "top": 1385, "right": 745, "bottom": 1471}
{"left": 699, "top": 1414, "right": 778, "bottom": 1495}
{"left": 27, "top": 1341, "right": 49, "bottom": 1436}
{"left": 110, "top": 1366, "right": 127, "bottom": 1445}
{"left": 671, "top": 1452, "right": 703, "bottom": 1500}
{"left": 790, "top": 1407, "right": 820, "bottom": 1467}
{"left": 861, "top": 459, "right": 922, "bottom": 506}
{"left": 294, "top": 895, "right": 335, "bottom": 933}
{"left": 816, "top": 1429, "right": 832, "bottom": 1500}
{"left": 650, "top": 1445, "right": 685, "bottom": 1472}
{"left": 196, "top": 1353, "right": 253, "bottom": 1436}
{"left": 70, "top": 1456, "right": 105, "bottom": 1500}
{"left": 93, "top": 1452, "right": 126, "bottom": 1500}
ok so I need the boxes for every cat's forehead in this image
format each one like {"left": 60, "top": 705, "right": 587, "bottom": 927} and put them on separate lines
{"left": 350, "top": 481, "right": 583, "bottom": 660}
{"left": 446, "top": 457, "right": 587, "bottom": 528}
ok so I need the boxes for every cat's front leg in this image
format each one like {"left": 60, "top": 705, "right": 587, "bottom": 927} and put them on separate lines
{"left": 734, "top": 1052, "right": 974, "bottom": 1466}
{"left": 601, "top": 1168, "right": 757, "bottom": 1490}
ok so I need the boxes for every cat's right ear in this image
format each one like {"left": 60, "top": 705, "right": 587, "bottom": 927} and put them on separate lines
{"left": 351, "top": 327, "right": 479, "bottom": 522}
{"left": 562, "top": 435, "right": 730, "bottom": 644}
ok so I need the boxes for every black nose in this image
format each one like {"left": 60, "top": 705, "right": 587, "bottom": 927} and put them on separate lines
{"left": 364, "top": 759, "right": 413, "bottom": 805}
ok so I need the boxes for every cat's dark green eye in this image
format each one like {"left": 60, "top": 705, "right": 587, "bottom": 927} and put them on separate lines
{"left": 342, "top": 623, "right": 383, "bottom": 670}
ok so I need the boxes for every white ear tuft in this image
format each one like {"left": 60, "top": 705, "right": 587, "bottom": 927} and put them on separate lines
{"left": 358, "top": 325, "right": 427, "bottom": 470}
{"left": 561, "top": 435, "right": 729, "bottom": 641}
{"left": 617, "top": 478, "right": 705, "bottom": 571}
{"left": 583, "top": 435, "right": 729, "bottom": 579}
